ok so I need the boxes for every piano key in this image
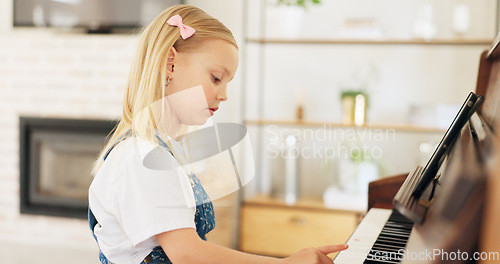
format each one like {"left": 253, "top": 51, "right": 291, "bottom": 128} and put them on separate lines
{"left": 363, "top": 211, "right": 414, "bottom": 264}
{"left": 379, "top": 229, "right": 411, "bottom": 237}
{"left": 372, "top": 240, "right": 407, "bottom": 248}
{"left": 364, "top": 258, "right": 402, "bottom": 264}
{"left": 334, "top": 209, "right": 393, "bottom": 263}
{"left": 371, "top": 243, "right": 406, "bottom": 250}
{"left": 334, "top": 208, "right": 415, "bottom": 264}
{"left": 376, "top": 235, "right": 410, "bottom": 243}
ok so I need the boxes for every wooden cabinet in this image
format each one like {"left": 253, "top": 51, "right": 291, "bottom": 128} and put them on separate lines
{"left": 239, "top": 196, "right": 363, "bottom": 258}
{"left": 205, "top": 193, "right": 239, "bottom": 248}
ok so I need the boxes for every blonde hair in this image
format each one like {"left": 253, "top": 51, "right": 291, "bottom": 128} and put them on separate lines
{"left": 92, "top": 5, "right": 238, "bottom": 175}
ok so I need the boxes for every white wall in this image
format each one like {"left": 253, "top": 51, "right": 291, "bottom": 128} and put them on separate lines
{"left": 242, "top": 0, "right": 497, "bottom": 197}
{"left": 251, "top": 0, "right": 498, "bottom": 39}
{"left": 186, "top": 0, "right": 245, "bottom": 123}
{"left": 0, "top": 0, "right": 12, "bottom": 33}
{"left": 244, "top": 0, "right": 496, "bottom": 122}
{"left": 0, "top": 32, "right": 136, "bottom": 259}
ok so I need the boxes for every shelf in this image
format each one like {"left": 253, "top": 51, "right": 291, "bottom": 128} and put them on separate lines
{"left": 244, "top": 195, "right": 365, "bottom": 214}
{"left": 246, "top": 38, "right": 494, "bottom": 46}
{"left": 244, "top": 119, "right": 447, "bottom": 134}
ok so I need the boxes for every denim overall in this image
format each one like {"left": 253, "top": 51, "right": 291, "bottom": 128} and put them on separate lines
{"left": 89, "top": 133, "right": 216, "bottom": 264}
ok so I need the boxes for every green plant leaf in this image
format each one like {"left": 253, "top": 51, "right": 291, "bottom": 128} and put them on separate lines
{"left": 275, "top": 0, "right": 321, "bottom": 7}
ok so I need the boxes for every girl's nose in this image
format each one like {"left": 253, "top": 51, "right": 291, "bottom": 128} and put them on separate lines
{"left": 217, "top": 88, "right": 228, "bottom": 101}
{"left": 217, "top": 95, "right": 228, "bottom": 101}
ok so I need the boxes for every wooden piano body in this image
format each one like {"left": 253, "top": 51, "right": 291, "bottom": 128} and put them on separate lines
{"left": 359, "top": 36, "right": 500, "bottom": 264}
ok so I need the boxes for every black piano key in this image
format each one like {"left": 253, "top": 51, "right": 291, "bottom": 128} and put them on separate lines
{"left": 364, "top": 261, "right": 399, "bottom": 264}
{"left": 372, "top": 243, "right": 406, "bottom": 250}
{"left": 365, "top": 253, "right": 404, "bottom": 263}
{"left": 378, "top": 232, "right": 411, "bottom": 239}
{"left": 373, "top": 240, "right": 407, "bottom": 248}
{"left": 371, "top": 242, "right": 401, "bottom": 248}
{"left": 366, "top": 249, "right": 405, "bottom": 260}
{"left": 370, "top": 247, "right": 404, "bottom": 254}
{"left": 372, "top": 241, "right": 407, "bottom": 249}
{"left": 385, "top": 224, "right": 413, "bottom": 230}
{"left": 379, "top": 230, "right": 411, "bottom": 237}
{"left": 383, "top": 224, "right": 413, "bottom": 231}
{"left": 364, "top": 257, "right": 403, "bottom": 264}
{"left": 363, "top": 210, "right": 414, "bottom": 264}
{"left": 376, "top": 235, "right": 409, "bottom": 243}
{"left": 377, "top": 235, "right": 409, "bottom": 242}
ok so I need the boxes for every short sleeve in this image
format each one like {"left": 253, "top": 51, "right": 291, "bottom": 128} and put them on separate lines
{"left": 113, "top": 139, "right": 196, "bottom": 246}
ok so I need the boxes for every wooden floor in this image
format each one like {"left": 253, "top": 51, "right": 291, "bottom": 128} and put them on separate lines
{"left": 0, "top": 239, "right": 97, "bottom": 264}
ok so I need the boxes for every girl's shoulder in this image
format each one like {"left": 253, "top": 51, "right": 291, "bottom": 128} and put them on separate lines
{"left": 93, "top": 136, "right": 186, "bottom": 193}
{"left": 99, "top": 136, "right": 176, "bottom": 172}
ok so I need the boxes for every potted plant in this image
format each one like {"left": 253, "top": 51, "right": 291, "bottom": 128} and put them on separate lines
{"left": 341, "top": 90, "right": 369, "bottom": 126}
{"left": 276, "top": 0, "right": 321, "bottom": 8}
{"left": 266, "top": 0, "right": 322, "bottom": 38}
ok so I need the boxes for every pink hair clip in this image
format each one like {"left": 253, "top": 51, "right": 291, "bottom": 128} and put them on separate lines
{"left": 167, "top": 14, "right": 196, "bottom": 40}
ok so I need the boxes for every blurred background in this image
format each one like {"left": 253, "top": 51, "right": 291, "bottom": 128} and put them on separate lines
{"left": 0, "top": 0, "right": 498, "bottom": 263}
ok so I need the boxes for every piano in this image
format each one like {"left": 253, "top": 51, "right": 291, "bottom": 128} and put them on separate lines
{"left": 334, "top": 35, "right": 500, "bottom": 264}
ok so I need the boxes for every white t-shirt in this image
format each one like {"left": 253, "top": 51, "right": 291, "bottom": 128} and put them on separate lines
{"left": 89, "top": 136, "right": 196, "bottom": 264}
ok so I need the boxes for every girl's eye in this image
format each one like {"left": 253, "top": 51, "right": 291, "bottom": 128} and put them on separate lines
{"left": 212, "top": 75, "right": 221, "bottom": 83}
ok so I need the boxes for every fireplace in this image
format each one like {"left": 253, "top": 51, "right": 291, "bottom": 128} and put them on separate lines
{"left": 19, "top": 117, "right": 117, "bottom": 218}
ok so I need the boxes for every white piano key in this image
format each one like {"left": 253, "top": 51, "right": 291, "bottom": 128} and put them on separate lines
{"left": 334, "top": 208, "right": 392, "bottom": 264}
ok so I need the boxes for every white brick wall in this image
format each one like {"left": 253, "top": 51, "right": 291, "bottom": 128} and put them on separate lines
{"left": 0, "top": 30, "right": 138, "bottom": 250}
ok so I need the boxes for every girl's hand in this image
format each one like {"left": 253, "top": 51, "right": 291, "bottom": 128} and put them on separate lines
{"left": 280, "top": 244, "right": 348, "bottom": 264}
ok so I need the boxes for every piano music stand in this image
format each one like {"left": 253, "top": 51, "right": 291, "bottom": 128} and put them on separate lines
{"left": 393, "top": 92, "right": 483, "bottom": 224}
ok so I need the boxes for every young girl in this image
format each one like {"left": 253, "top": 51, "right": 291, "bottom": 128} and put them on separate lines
{"left": 89, "top": 5, "right": 347, "bottom": 264}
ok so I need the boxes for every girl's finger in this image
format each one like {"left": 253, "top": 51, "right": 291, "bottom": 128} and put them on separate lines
{"left": 316, "top": 244, "right": 349, "bottom": 255}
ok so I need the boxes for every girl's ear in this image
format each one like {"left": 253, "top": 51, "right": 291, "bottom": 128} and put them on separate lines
{"left": 166, "top": 47, "right": 178, "bottom": 75}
